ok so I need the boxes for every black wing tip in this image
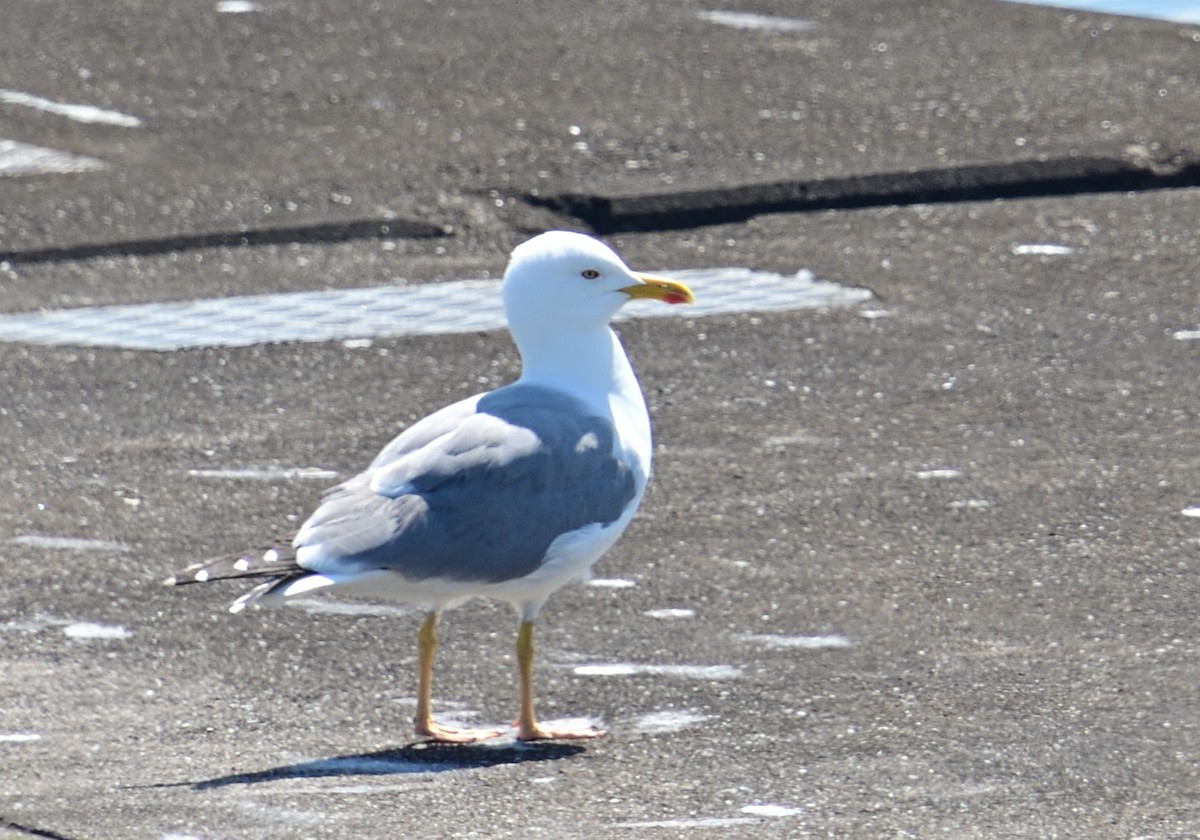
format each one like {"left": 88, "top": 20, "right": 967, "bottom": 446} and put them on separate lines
{"left": 166, "top": 542, "right": 301, "bottom": 588}
{"left": 163, "top": 566, "right": 216, "bottom": 586}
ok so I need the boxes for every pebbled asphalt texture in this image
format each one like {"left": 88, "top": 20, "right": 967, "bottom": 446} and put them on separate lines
{"left": 2, "top": 1, "right": 1199, "bottom": 838}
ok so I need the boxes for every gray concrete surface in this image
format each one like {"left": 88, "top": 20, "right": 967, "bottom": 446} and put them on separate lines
{"left": 2, "top": 1, "right": 1199, "bottom": 838}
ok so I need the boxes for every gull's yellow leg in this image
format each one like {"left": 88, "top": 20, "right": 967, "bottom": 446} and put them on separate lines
{"left": 413, "top": 611, "right": 502, "bottom": 744}
{"left": 515, "top": 620, "right": 605, "bottom": 741}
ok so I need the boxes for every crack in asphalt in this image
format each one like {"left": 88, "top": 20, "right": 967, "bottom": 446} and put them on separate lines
{"left": 0, "top": 217, "right": 450, "bottom": 265}
{"left": 530, "top": 153, "right": 1200, "bottom": 232}
{"left": 0, "top": 819, "right": 83, "bottom": 840}
{"left": 5, "top": 154, "right": 1196, "bottom": 262}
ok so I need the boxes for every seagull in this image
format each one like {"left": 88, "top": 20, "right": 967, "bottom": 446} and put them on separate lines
{"left": 167, "top": 231, "right": 694, "bottom": 742}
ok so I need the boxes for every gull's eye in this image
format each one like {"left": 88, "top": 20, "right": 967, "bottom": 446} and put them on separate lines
{"left": 581, "top": 269, "right": 600, "bottom": 280}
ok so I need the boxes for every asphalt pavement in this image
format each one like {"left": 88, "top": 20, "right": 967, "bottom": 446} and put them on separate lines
{"left": 2, "top": 1, "right": 1199, "bottom": 838}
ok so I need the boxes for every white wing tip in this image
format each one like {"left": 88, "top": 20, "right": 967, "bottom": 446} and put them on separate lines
{"left": 230, "top": 580, "right": 274, "bottom": 613}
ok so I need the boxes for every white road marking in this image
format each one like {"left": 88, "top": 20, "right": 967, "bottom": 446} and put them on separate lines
{"left": 0, "top": 90, "right": 142, "bottom": 127}
{"left": 0, "top": 268, "right": 873, "bottom": 351}
{"left": 697, "top": 11, "right": 816, "bottom": 32}
{"left": 1012, "top": 243, "right": 1074, "bottom": 256}
{"left": 8, "top": 535, "right": 131, "bottom": 553}
{"left": 63, "top": 622, "right": 132, "bottom": 640}
{"left": 574, "top": 663, "right": 742, "bottom": 680}
{"left": 736, "top": 633, "right": 853, "bottom": 649}
{"left": 0, "top": 139, "right": 107, "bottom": 176}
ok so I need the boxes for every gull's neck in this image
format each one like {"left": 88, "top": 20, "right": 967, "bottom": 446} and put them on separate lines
{"left": 514, "top": 325, "right": 651, "bottom": 452}
{"left": 515, "top": 325, "right": 628, "bottom": 404}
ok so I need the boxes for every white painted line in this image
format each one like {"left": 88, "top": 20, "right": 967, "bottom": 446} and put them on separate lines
{"left": 0, "top": 138, "right": 107, "bottom": 176}
{"left": 914, "top": 468, "right": 961, "bottom": 479}
{"left": 762, "top": 433, "right": 831, "bottom": 447}
{"left": 0, "top": 733, "right": 42, "bottom": 743}
{"left": 736, "top": 633, "right": 853, "bottom": 650}
{"left": 630, "top": 709, "right": 711, "bottom": 734}
{"left": 741, "top": 804, "right": 802, "bottom": 817}
{"left": 1012, "top": 243, "right": 1074, "bottom": 255}
{"left": 185, "top": 466, "right": 340, "bottom": 481}
{"left": 285, "top": 599, "right": 415, "bottom": 618}
{"left": 1174, "top": 329, "right": 1200, "bottom": 341}
{"left": 9, "top": 535, "right": 131, "bottom": 553}
{"left": 0, "top": 90, "right": 142, "bottom": 127}
{"left": 63, "top": 622, "right": 132, "bottom": 640}
{"left": 574, "top": 663, "right": 742, "bottom": 680}
{"left": 697, "top": 11, "right": 816, "bottom": 32}
{"left": 643, "top": 608, "right": 695, "bottom": 619}
{"left": 587, "top": 578, "right": 637, "bottom": 589}
{"left": 0, "top": 267, "right": 873, "bottom": 351}
{"left": 612, "top": 817, "right": 759, "bottom": 829}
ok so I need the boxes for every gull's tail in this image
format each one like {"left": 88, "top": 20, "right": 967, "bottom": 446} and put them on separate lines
{"left": 165, "top": 540, "right": 308, "bottom": 613}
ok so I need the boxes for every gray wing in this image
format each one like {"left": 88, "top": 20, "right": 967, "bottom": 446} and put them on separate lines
{"left": 366, "top": 393, "right": 483, "bottom": 470}
{"left": 294, "top": 384, "right": 638, "bottom": 584}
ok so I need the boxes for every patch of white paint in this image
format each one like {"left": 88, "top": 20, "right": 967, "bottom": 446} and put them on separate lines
{"left": 630, "top": 709, "right": 711, "bottom": 734}
{"left": 537, "top": 715, "right": 604, "bottom": 734}
{"left": 286, "top": 599, "right": 414, "bottom": 618}
{"left": 1174, "top": 329, "right": 1200, "bottom": 341}
{"left": 235, "top": 801, "right": 325, "bottom": 825}
{"left": 0, "top": 139, "right": 108, "bottom": 175}
{"left": 587, "top": 578, "right": 636, "bottom": 589}
{"left": 1182, "top": 506, "right": 1200, "bottom": 518}
{"left": 186, "top": 466, "right": 339, "bottom": 480}
{"left": 574, "top": 663, "right": 741, "bottom": 680}
{"left": 737, "top": 633, "right": 853, "bottom": 650}
{"left": 697, "top": 10, "right": 816, "bottom": 32}
{"left": 216, "top": 0, "right": 262, "bottom": 11}
{"left": 612, "top": 817, "right": 759, "bottom": 829}
{"left": 643, "top": 608, "right": 695, "bottom": 619}
{"left": 63, "top": 622, "right": 132, "bottom": 640}
{"left": 949, "top": 499, "right": 992, "bottom": 510}
{"left": 914, "top": 468, "right": 961, "bottom": 479}
{"left": 1012, "top": 243, "right": 1074, "bottom": 256}
{"left": 9, "top": 535, "right": 131, "bottom": 553}
{"left": 0, "top": 90, "right": 142, "bottom": 127}
{"left": 762, "top": 433, "right": 830, "bottom": 447}
{"left": 741, "top": 803, "right": 803, "bottom": 817}
{"left": 0, "top": 267, "right": 872, "bottom": 351}
{"left": 0, "top": 733, "right": 42, "bottom": 743}
{"left": 575, "top": 663, "right": 640, "bottom": 677}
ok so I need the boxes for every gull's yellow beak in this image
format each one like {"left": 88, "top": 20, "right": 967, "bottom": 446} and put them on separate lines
{"left": 619, "top": 273, "right": 695, "bottom": 306}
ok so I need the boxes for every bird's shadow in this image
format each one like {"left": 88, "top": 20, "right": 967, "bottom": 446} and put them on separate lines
{"left": 160, "top": 741, "right": 586, "bottom": 790}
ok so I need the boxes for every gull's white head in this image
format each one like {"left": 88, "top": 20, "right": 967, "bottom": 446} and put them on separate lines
{"left": 502, "top": 231, "right": 693, "bottom": 337}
